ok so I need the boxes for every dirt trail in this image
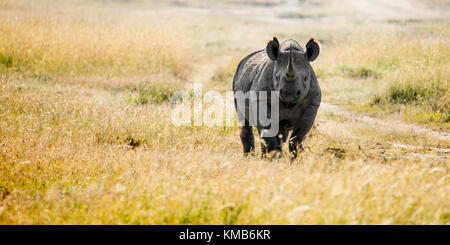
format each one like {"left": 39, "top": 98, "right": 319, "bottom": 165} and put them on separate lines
{"left": 320, "top": 102, "right": 450, "bottom": 141}
{"left": 318, "top": 102, "right": 449, "bottom": 160}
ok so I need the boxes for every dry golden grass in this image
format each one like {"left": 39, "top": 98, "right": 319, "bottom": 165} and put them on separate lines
{"left": 0, "top": 0, "right": 191, "bottom": 79}
{"left": 315, "top": 32, "right": 450, "bottom": 129}
{"left": 0, "top": 0, "right": 448, "bottom": 224}
{"left": 1, "top": 73, "right": 448, "bottom": 224}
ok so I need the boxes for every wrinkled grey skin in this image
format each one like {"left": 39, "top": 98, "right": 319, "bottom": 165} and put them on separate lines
{"left": 233, "top": 37, "right": 321, "bottom": 158}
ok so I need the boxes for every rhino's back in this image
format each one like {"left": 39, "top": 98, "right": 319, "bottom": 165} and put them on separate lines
{"left": 232, "top": 50, "right": 272, "bottom": 93}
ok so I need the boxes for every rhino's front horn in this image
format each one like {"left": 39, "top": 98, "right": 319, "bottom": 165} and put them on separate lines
{"left": 286, "top": 44, "right": 295, "bottom": 80}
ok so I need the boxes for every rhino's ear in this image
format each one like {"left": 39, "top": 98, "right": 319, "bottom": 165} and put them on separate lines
{"left": 266, "top": 36, "right": 280, "bottom": 60}
{"left": 305, "top": 38, "right": 320, "bottom": 62}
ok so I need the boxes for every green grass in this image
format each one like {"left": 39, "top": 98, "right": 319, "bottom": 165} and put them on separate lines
{"left": 129, "top": 82, "right": 176, "bottom": 105}
{"left": 330, "top": 65, "right": 381, "bottom": 79}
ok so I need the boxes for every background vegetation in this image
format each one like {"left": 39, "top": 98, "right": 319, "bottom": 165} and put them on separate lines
{"left": 0, "top": 0, "right": 448, "bottom": 224}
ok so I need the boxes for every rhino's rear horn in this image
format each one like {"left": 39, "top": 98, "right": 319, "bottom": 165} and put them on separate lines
{"left": 286, "top": 44, "right": 295, "bottom": 79}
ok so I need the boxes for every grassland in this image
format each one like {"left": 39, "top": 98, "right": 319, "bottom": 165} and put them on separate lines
{"left": 316, "top": 33, "right": 449, "bottom": 130}
{"left": 0, "top": 0, "right": 449, "bottom": 224}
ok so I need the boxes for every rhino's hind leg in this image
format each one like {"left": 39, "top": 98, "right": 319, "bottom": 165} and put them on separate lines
{"left": 239, "top": 125, "right": 255, "bottom": 156}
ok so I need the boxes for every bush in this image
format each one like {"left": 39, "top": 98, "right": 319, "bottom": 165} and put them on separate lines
{"left": 130, "top": 83, "right": 175, "bottom": 105}
{"left": 333, "top": 65, "right": 381, "bottom": 79}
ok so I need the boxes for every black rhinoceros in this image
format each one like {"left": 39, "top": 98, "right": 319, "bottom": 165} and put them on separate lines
{"left": 233, "top": 37, "right": 321, "bottom": 158}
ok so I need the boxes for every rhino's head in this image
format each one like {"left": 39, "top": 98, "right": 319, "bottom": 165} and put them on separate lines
{"left": 266, "top": 37, "right": 320, "bottom": 105}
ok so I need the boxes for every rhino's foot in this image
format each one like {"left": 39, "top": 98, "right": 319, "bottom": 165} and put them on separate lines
{"left": 264, "top": 149, "right": 282, "bottom": 160}
{"left": 243, "top": 149, "right": 256, "bottom": 157}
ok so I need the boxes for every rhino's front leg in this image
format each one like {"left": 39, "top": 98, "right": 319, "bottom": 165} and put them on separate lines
{"left": 289, "top": 105, "right": 319, "bottom": 158}
{"left": 258, "top": 127, "right": 282, "bottom": 159}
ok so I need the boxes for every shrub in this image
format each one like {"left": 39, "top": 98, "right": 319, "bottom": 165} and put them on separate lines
{"left": 130, "top": 82, "right": 175, "bottom": 105}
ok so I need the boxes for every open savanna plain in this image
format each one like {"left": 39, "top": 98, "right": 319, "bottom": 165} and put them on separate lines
{"left": 0, "top": 0, "right": 449, "bottom": 224}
